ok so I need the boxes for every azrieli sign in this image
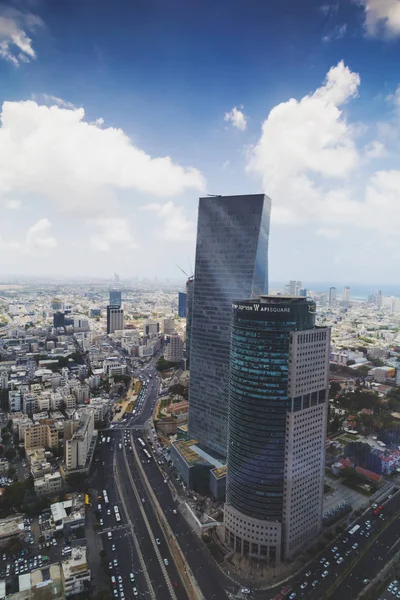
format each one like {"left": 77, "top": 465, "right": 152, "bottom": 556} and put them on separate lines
{"left": 232, "top": 303, "right": 290, "bottom": 313}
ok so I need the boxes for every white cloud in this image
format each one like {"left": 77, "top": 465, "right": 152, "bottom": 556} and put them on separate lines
{"left": 364, "top": 140, "right": 387, "bottom": 158}
{"left": 142, "top": 201, "right": 195, "bottom": 242}
{"left": 4, "top": 199, "right": 21, "bottom": 209}
{"left": 358, "top": 0, "right": 400, "bottom": 37}
{"left": 0, "top": 100, "right": 205, "bottom": 217}
{"left": 322, "top": 23, "right": 347, "bottom": 42}
{"left": 0, "top": 7, "right": 43, "bottom": 66}
{"left": 247, "top": 61, "right": 360, "bottom": 224}
{"left": 26, "top": 218, "right": 57, "bottom": 249}
{"left": 317, "top": 227, "right": 341, "bottom": 238}
{"left": 224, "top": 107, "right": 247, "bottom": 131}
{"left": 41, "top": 95, "right": 76, "bottom": 110}
{"left": 88, "top": 218, "right": 136, "bottom": 252}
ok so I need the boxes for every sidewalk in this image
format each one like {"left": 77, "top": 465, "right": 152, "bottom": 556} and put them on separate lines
{"left": 85, "top": 504, "right": 106, "bottom": 593}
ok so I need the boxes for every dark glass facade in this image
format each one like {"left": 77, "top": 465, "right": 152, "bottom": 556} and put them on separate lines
{"left": 185, "top": 277, "right": 194, "bottom": 368}
{"left": 178, "top": 292, "right": 187, "bottom": 318}
{"left": 188, "top": 195, "right": 271, "bottom": 456}
{"left": 227, "top": 296, "right": 316, "bottom": 521}
{"left": 53, "top": 311, "right": 65, "bottom": 328}
{"left": 109, "top": 290, "right": 122, "bottom": 307}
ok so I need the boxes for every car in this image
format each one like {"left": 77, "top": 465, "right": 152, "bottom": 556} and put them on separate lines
{"left": 342, "top": 537, "right": 348, "bottom": 543}
{"left": 332, "top": 546, "right": 338, "bottom": 552}
{"left": 337, "top": 557, "right": 344, "bottom": 564}
{"left": 300, "top": 582, "right": 308, "bottom": 590}
{"left": 320, "top": 557, "right": 326, "bottom": 564}
{"left": 112, "top": 545, "right": 116, "bottom": 551}
{"left": 372, "top": 503, "right": 378, "bottom": 509}
{"left": 130, "top": 573, "right": 135, "bottom": 582}
{"left": 172, "top": 509, "right": 177, "bottom": 514}
{"left": 156, "top": 538, "right": 160, "bottom": 545}
{"left": 99, "top": 519, "right": 104, "bottom": 526}
{"left": 365, "top": 532, "right": 370, "bottom": 538}
{"left": 107, "top": 509, "right": 111, "bottom": 515}
{"left": 352, "top": 543, "right": 358, "bottom": 549}
{"left": 133, "top": 588, "right": 138, "bottom": 597}
{"left": 321, "top": 571, "right": 328, "bottom": 578}
{"left": 141, "top": 498, "right": 145, "bottom": 503}
{"left": 113, "top": 559, "right": 118, "bottom": 567}
{"left": 362, "top": 579, "right": 370, "bottom": 585}
{"left": 324, "top": 562, "right": 330, "bottom": 568}
{"left": 289, "top": 594, "right": 296, "bottom": 600}
{"left": 118, "top": 575, "right": 123, "bottom": 584}
{"left": 163, "top": 558, "right": 169, "bottom": 566}
{"left": 109, "top": 561, "right": 113, "bottom": 570}
{"left": 113, "top": 590, "right": 118, "bottom": 598}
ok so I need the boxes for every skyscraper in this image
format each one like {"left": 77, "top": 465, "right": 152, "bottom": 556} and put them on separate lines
{"left": 329, "top": 286, "right": 337, "bottom": 307}
{"left": 178, "top": 292, "right": 187, "bottom": 318}
{"left": 109, "top": 289, "right": 122, "bottom": 307}
{"left": 188, "top": 194, "right": 271, "bottom": 457}
{"left": 107, "top": 306, "right": 124, "bottom": 334}
{"left": 342, "top": 286, "right": 351, "bottom": 303}
{"left": 376, "top": 290, "right": 382, "bottom": 308}
{"left": 224, "top": 296, "right": 330, "bottom": 562}
{"left": 185, "top": 276, "right": 194, "bottom": 368}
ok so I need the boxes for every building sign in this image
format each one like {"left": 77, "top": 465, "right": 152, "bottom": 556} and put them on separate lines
{"left": 232, "top": 303, "right": 291, "bottom": 313}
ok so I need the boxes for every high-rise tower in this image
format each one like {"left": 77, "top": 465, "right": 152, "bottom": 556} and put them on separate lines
{"left": 107, "top": 305, "right": 124, "bottom": 334}
{"left": 329, "top": 286, "right": 337, "bottom": 307}
{"left": 188, "top": 194, "right": 271, "bottom": 456}
{"left": 109, "top": 289, "right": 122, "bottom": 307}
{"left": 224, "top": 296, "right": 330, "bottom": 562}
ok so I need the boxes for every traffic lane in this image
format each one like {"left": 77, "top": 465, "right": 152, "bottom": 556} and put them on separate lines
{"left": 263, "top": 492, "right": 400, "bottom": 599}
{"left": 331, "top": 516, "right": 400, "bottom": 600}
{"left": 116, "top": 449, "right": 176, "bottom": 600}
{"left": 130, "top": 441, "right": 230, "bottom": 599}
{"left": 94, "top": 443, "right": 148, "bottom": 599}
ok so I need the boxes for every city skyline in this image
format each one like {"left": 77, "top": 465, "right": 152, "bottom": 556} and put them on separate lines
{"left": 1, "top": 1, "right": 400, "bottom": 281}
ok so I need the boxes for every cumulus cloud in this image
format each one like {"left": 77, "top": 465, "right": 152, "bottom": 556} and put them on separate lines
{"left": 88, "top": 218, "right": 136, "bottom": 252}
{"left": 224, "top": 107, "right": 247, "bottom": 131}
{"left": 0, "top": 100, "right": 205, "bottom": 217}
{"left": 4, "top": 199, "right": 21, "bottom": 209}
{"left": 247, "top": 61, "right": 360, "bottom": 224}
{"left": 0, "top": 218, "right": 56, "bottom": 252}
{"left": 142, "top": 201, "right": 195, "bottom": 242}
{"left": 26, "top": 218, "right": 57, "bottom": 249}
{"left": 0, "top": 6, "right": 43, "bottom": 66}
{"left": 358, "top": 0, "right": 400, "bottom": 37}
{"left": 364, "top": 140, "right": 387, "bottom": 158}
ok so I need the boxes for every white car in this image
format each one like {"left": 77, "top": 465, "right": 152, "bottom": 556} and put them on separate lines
{"left": 321, "top": 571, "right": 328, "bottom": 578}
{"left": 130, "top": 573, "right": 135, "bottom": 582}
{"left": 163, "top": 558, "right": 169, "bottom": 566}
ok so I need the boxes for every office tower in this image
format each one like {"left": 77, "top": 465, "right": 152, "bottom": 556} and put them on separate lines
{"left": 109, "top": 289, "right": 122, "bottom": 307}
{"left": 106, "top": 305, "right": 124, "bottom": 334}
{"left": 329, "top": 286, "right": 337, "bottom": 307}
{"left": 188, "top": 194, "right": 271, "bottom": 457}
{"left": 53, "top": 311, "right": 65, "bottom": 328}
{"left": 299, "top": 288, "right": 307, "bottom": 297}
{"left": 178, "top": 292, "right": 187, "bottom": 318}
{"left": 224, "top": 296, "right": 330, "bottom": 563}
{"left": 376, "top": 290, "right": 382, "bottom": 308}
{"left": 342, "top": 286, "right": 351, "bottom": 303}
{"left": 165, "top": 333, "right": 184, "bottom": 363}
{"left": 289, "top": 280, "right": 297, "bottom": 295}
{"left": 185, "top": 277, "right": 194, "bottom": 368}
{"left": 51, "top": 298, "right": 62, "bottom": 311}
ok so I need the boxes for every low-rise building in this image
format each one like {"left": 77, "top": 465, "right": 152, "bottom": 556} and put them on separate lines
{"left": 50, "top": 494, "right": 85, "bottom": 533}
{"left": 0, "top": 516, "right": 25, "bottom": 547}
{"left": 34, "top": 472, "right": 62, "bottom": 497}
{"left": 62, "top": 545, "right": 91, "bottom": 597}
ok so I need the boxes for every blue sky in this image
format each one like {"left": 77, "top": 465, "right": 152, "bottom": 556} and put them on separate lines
{"left": 1, "top": 0, "right": 400, "bottom": 285}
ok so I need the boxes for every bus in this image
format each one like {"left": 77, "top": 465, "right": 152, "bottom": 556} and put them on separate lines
{"left": 113, "top": 505, "right": 121, "bottom": 522}
{"left": 372, "top": 505, "right": 384, "bottom": 517}
{"left": 143, "top": 448, "right": 151, "bottom": 460}
{"left": 138, "top": 438, "right": 145, "bottom": 448}
{"left": 348, "top": 524, "right": 360, "bottom": 536}
{"left": 103, "top": 490, "right": 109, "bottom": 505}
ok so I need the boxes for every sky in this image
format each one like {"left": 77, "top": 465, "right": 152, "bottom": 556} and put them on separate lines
{"left": 1, "top": 0, "right": 400, "bottom": 285}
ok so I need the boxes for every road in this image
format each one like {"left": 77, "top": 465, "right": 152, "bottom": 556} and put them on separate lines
{"left": 262, "top": 488, "right": 400, "bottom": 600}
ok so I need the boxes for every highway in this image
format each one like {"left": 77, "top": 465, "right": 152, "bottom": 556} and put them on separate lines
{"left": 263, "top": 489, "right": 400, "bottom": 600}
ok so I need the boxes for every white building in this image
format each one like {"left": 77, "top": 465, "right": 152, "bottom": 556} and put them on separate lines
{"left": 34, "top": 472, "right": 62, "bottom": 497}
{"left": 62, "top": 545, "right": 91, "bottom": 597}
{"left": 342, "top": 286, "right": 351, "bottom": 303}
{"left": 329, "top": 287, "right": 337, "bottom": 307}
{"left": 8, "top": 389, "right": 21, "bottom": 412}
{"left": 64, "top": 410, "right": 95, "bottom": 471}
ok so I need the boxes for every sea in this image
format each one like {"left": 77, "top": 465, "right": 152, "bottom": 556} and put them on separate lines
{"left": 270, "top": 282, "right": 400, "bottom": 302}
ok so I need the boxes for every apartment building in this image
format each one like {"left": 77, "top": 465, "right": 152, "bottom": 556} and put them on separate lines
{"left": 24, "top": 423, "right": 59, "bottom": 451}
{"left": 64, "top": 410, "right": 95, "bottom": 471}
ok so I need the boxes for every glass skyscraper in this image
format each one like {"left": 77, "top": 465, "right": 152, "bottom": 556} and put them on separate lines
{"left": 185, "top": 277, "right": 194, "bottom": 368}
{"left": 178, "top": 291, "right": 187, "bottom": 318}
{"left": 188, "top": 194, "right": 271, "bottom": 457}
{"left": 224, "top": 296, "right": 330, "bottom": 562}
{"left": 109, "top": 289, "right": 122, "bottom": 307}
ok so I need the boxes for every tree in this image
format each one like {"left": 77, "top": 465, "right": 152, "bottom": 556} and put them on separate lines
{"left": 329, "top": 381, "right": 341, "bottom": 398}
{"left": 5, "top": 448, "right": 16, "bottom": 461}
{"left": 17, "top": 447, "right": 25, "bottom": 459}
{"left": 156, "top": 356, "right": 178, "bottom": 372}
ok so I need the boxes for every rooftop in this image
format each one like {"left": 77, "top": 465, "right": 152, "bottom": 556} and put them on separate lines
{"left": 0, "top": 516, "right": 24, "bottom": 539}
